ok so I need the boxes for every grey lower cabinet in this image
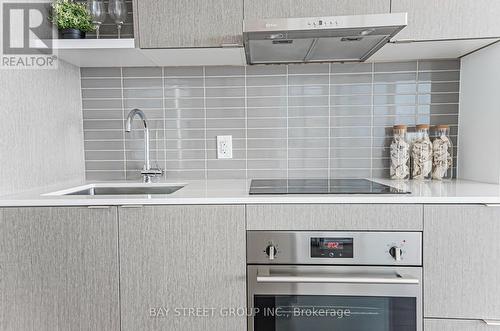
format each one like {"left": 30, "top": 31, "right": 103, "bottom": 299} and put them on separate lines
{"left": 0, "top": 207, "right": 120, "bottom": 331}
{"left": 134, "top": 0, "right": 243, "bottom": 48}
{"left": 391, "top": 0, "right": 500, "bottom": 40}
{"left": 244, "top": 0, "right": 389, "bottom": 19}
{"left": 247, "top": 204, "right": 423, "bottom": 230}
{"left": 424, "top": 205, "right": 500, "bottom": 320}
{"left": 119, "top": 205, "right": 246, "bottom": 331}
{"left": 425, "top": 318, "right": 500, "bottom": 331}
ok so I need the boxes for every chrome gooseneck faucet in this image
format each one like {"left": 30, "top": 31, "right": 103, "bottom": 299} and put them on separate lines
{"left": 125, "top": 109, "right": 163, "bottom": 183}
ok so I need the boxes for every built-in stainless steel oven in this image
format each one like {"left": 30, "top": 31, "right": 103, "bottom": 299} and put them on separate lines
{"left": 247, "top": 231, "right": 422, "bottom": 331}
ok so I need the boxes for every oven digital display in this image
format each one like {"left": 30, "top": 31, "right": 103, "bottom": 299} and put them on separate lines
{"left": 311, "top": 238, "right": 353, "bottom": 258}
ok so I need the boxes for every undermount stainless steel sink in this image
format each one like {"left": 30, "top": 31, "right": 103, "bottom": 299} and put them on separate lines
{"left": 44, "top": 184, "right": 185, "bottom": 196}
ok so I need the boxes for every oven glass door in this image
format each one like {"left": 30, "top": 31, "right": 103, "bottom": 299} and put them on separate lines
{"left": 254, "top": 295, "right": 415, "bottom": 330}
{"left": 248, "top": 265, "right": 422, "bottom": 331}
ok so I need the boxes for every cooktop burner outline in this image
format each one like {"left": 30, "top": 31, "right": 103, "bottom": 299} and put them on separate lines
{"left": 249, "top": 178, "right": 410, "bottom": 195}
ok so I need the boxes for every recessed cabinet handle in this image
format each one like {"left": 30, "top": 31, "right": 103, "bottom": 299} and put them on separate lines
{"left": 483, "top": 204, "right": 500, "bottom": 207}
{"left": 483, "top": 319, "right": 500, "bottom": 326}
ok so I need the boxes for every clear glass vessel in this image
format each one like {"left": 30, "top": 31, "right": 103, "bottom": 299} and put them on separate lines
{"left": 108, "top": 0, "right": 127, "bottom": 38}
{"left": 432, "top": 125, "right": 453, "bottom": 180}
{"left": 390, "top": 125, "right": 410, "bottom": 180}
{"left": 411, "top": 124, "right": 433, "bottom": 180}
{"left": 88, "top": 0, "right": 107, "bottom": 39}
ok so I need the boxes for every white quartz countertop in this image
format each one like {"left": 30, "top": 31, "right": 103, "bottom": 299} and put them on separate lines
{"left": 2, "top": 178, "right": 500, "bottom": 207}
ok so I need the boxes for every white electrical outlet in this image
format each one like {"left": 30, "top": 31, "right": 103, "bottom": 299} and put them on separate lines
{"left": 217, "top": 135, "right": 232, "bottom": 159}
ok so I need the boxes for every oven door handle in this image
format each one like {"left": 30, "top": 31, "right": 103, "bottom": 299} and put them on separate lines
{"left": 256, "top": 273, "right": 419, "bottom": 285}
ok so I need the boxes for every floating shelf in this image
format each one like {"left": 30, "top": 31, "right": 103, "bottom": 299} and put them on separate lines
{"left": 51, "top": 38, "right": 136, "bottom": 49}
{"left": 37, "top": 38, "right": 246, "bottom": 67}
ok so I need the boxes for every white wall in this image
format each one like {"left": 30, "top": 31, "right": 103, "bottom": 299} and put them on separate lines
{"left": 458, "top": 41, "right": 500, "bottom": 184}
{"left": 0, "top": 60, "right": 85, "bottom": 195}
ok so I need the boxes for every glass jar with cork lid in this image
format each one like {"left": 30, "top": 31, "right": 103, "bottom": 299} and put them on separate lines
{"left": 432, "top": 125, "right": 453, "bottom": 180}
{"left": 411, "top": 124, "right": 433, "bottom": 180}
{"left": 390, "top": 125, "right": 410, "bottom": 180}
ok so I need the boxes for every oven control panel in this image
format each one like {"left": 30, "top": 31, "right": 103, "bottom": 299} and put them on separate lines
{"left": 247, "top": 231, "right": 422, "bottom": 266}
{"left": 310, "top": 237, "right": 353, "bottom": 258}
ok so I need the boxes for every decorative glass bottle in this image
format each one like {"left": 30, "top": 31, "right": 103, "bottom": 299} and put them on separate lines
{"left": 411, "top": 124, "right": 432, "bottom": 180}
{"left": 432, "top": 125, "right": 453, "bottom": 180}
{"left": 390, "top": 125, "right": 410, "bottom": 180}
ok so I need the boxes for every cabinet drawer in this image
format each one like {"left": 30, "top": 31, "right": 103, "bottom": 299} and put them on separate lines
{"left": 425, "top": 318, "right": 500, "bottom": 331}
{"left": 246, "top": 204, "right": 422, "bottom": 230}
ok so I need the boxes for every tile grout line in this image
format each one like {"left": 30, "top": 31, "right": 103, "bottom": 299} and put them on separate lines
{"left": 416, "top": 60, "right": 420, "bottom": 125}
{"left": 328, "top": 63, "right": 331, "bottom": 180}
{"left": 120, "top": 67, "right": 127, "bottom": 179}
{"left": 162, "top": 66, "right": 167, "bottom": 176}
{"left": 244, "top": 66, "right": 248, "bottom": 180}
{"left": 286, "top": 65, "right": 289, "bottom": 179}
{"left": 203, "top": 66, "right": 208, "bottom": 180}
{"left": 80, "top": 68, "right": 88, "bottom": 180}
{"left": 370, "top": 62, "right": 374, "bottom": 179}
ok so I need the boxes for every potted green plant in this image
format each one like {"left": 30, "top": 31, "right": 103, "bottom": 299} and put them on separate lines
{"left": 50, "top": 0, "right": 95, "bottom": 39}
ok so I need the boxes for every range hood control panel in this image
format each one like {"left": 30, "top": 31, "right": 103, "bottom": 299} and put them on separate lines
{"left": 307, "top": 19, "right": 338, "bottom": 27}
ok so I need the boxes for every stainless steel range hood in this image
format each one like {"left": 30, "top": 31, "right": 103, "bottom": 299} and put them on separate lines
{"left": 243, "top": 13, "right": 407, "bottom": 64}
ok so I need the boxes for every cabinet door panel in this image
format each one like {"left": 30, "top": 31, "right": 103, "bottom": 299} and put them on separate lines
{"left": 0, "top": 207, "right": 119, "bottom": 331}
{"left": 424, "top": 205, "right": 500, "bottom": 319}
{"left": 425, "top": 318, "right": 500, "bottom": 331}
{"left": 119, "top": 205, "right": 246, "bottom": 331}
{"left": 244, "top": 0, "right": 390, "bottom": 19}
{"left": 137, "top": 0, "right": 243, "bottom": 48}
{"left": 247, "top": 204, "right": 423, "bottom": 230}
{"left": 392, "top": 0, "right": 500, "bottom": 40}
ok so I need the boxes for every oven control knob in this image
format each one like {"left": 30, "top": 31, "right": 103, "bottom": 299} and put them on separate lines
{"left": 389, "top": 246, "right": 403, "bottom": 261}
{"left": 265, "top": 245, "right": 277, "bottom": 260}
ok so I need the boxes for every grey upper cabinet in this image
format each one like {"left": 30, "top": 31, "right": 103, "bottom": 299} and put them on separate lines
{"left": 135, "top": 0, "right": 243, "bottom": 48}
{"left": 119, "top": 205, "right": 246, "bottom": 331}
{"left": 391, "top": 0, "right": 500, "bottom": 40}
{"left": 424, "top": 205, "right": 500, "bottom": 320}
{"left": 0, "top": 207, "right": 119, "bottom": 331}
{"left": 244, "top": 0, "right": 390, "bottom": 19}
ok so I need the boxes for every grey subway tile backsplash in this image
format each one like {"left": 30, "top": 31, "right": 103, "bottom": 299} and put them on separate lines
{"left": 331, "top": 62, "right": 372, "bottom": 74}
{"left": 374, "top": 72, "right": 417, "bottom": 83}
{"left": 81, "top": 67, "right": 121, "bottom": 77}
{"left": 82, "top": 88, "right": 122, "bottom": 99}
{"left": 288, "top": 63, "right": 329, "bottom": 74}
{"left": 81, "top": 78, "right": 121, "bottom": 88}
{"left": 374, "top": 61, "right": 417, "bottom": 72}
{"left": 418, "top": 59, "right": 460, "bottom": 71}
{"left": 81, "top": 59, "right": 460, "bottom": 180}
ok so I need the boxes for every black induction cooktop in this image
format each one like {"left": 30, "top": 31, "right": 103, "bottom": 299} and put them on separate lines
{"left": 249, "top": 179, "right": 410, "bottom": 195}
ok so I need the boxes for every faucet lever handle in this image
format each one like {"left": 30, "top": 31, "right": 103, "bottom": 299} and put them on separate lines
{"left": 141, "top": 167, "right": 164, "bottom": 176}
{"left": 140, "top": 167, "right": 164, "bottom": 183}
